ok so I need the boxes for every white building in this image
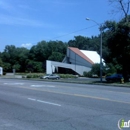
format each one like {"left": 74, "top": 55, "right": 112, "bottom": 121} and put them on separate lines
{"left": 46, "top": 47, "right": 104, "bottom": 75}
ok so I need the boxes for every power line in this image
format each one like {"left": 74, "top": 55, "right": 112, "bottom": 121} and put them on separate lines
{"left": 50, "top": 24, "right": 98, "bottom": 40}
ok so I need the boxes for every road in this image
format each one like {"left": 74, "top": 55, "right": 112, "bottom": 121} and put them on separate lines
{"left": 0, "top": 79, "right": 130, "bottom": 130}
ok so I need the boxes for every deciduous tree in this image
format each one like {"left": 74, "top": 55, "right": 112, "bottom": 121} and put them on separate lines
{"left": 109, "top": 0, "right": 130, "bottom": 22}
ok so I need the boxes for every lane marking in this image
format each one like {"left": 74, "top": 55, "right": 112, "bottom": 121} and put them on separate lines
{"left": 74, "top": 94, "right": 130, "bottom": 105}
{"left": 4, "top": 83, "right": 24, "bottom": 85}
{"left": 74, "top": 94, "right": 110, "bottom": 100}
{"left": 28, "top": 98, "right": 36, "bottom": 101}
{"left": 23, "top": 87, "right": 130, "bottom": 105}
{"left": 3, "top": 81, "right": 130, "bottom": 95}
{"left": 4, "top": 85, "right": 130, "bottom": 105}
{"left": 14, "top": 83, "right": 24, "bottom": 85}
{"left": 31, "top": 85, "right": 55, "bottom": 88}
{"left": 107, "top": 90, "right": 130, "bottom": 95}
{"left": 37, "top": 100, "right": 61, "bottom": 106}
{"left": 3, "top": 83, "right": 55, "bottom": 87}
{"left": 28, "top": 98, "right": 61, "bottom": 106}
{"left": 26, "top": 88, "right": 130, "bottom": 105}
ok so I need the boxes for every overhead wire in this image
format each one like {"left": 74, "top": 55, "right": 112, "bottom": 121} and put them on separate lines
{"left": 50, "top": 24, "right": 98, "bottom": 40}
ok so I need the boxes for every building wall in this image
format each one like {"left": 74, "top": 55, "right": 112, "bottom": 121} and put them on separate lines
{"left": 46, "top": 48, "right": 101, "bottom": 75}
{"left": 67, "top": 48, "right": 92, "bottom": 67}
{"left": 46, "top": 61, "right": 52, "bottom": 74}
{"left": 0, "top": 67, "right": 3, "bottom": 75}
{"left": 46, "top": 60, "right": 91, "bottom": 75}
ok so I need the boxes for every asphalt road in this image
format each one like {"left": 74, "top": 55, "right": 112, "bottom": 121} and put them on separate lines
{"left": 0, "top": 79, "right": 130, "bottom": 130}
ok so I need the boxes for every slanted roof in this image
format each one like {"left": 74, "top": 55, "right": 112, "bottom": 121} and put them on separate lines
{"left": 68, "top": 47, "right": 94, "bottom": 64}
{"left": 80, "top": 50, "right": 102, "bottom": 64}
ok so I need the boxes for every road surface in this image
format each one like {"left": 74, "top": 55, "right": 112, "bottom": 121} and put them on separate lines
{"left": 0, "top": 79, "right": 130, "bottom": 130}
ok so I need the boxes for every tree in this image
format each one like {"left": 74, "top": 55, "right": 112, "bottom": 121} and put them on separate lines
{"left": 16, "top": 47, "right": 29, "bottom": 72}
{"left": 68, "top": 35, "right": 99, "bottom": 51}
{"left": 1, "top": 45, "right": 29, "bottom": 72}
{"left": 1, "top": 45, "right": 17, "bottom": 72}
{"left": 91, "top": 63, "right": 100, "bottom": 76}
{"left": 13, "top": 64, "right": 21, "bottom": 72}
{"left": 0, "top": 59, "right": 3, "bottom": 68}
{"left": 47, "top": 40, "right": 67, "bottom": 55}
{"left": 3, "top": 63, "right": 11, "bottom": 72}
{"left": 91, "top": 63, "right": 106, "bottom": 76}
{"left": 26, "top": 60, "right": 43, "bottom": 73}
{"left": 103, "top": 16, "right": 130, "bottom": 81}
{"left": 28, "top": 40, "right": 67, "bottom": 72}
{"left": 109, "top": 0, "right": 130, "bottom": 22}
{"left": 48, "top": 52, "right": 64, "bottom": 62}
{"left": 29, "top": 41, "right": 49, "bottom": 62}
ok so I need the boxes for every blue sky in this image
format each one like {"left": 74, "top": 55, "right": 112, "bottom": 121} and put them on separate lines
{"left": 0, "top": 0, "right": 123, "bottom": 51}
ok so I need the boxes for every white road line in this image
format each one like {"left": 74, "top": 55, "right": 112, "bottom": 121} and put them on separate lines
{"left": 4, "top": 83, "right": 24, "bottom": 85}
{"left": 37, "top": 100, "right": 61, "bottom": 106}
{"left": 28, "top": 98, "right": 61, "bottom": 106}
{"left": 31, "top": 85, "right": 55, "bottom": 88}
{"left": 14, "top": 83, "right": 24, "bottom": 85}
{"left": 28, "top": 98, "right": 36, "bottom": 101}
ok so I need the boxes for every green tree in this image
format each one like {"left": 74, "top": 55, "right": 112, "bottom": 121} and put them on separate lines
{"left": 103, "top": 16, "right": 130, "bottom": 81}
{"left": 3, "top": 63, "right": 11, "bottom": 72}
{"left": 1, "top": 45, "right": 29, "bottom": 72}
{"left": 48, "top": 52, "right": 64, "bottom": 62}
{"left": 28, "top": 40, "right": 67, "bottom": 72}
{"left": 26, "top": 60, "right": 43, "bottom": 72}
{"left": 67, "top": 35, "right": 106, "bottom": 54}
{"left": 29, "top": 41, "right": 48, "bottom": 62}
{"left": 91, "top": 63, "right": 100, "bottom": 76}
{"left": 47, "top": 40, "right": 67, "bottom": 55}
{"left": 1, "top": 45, "right": 17, "bottom": 71}
{"left": 68, "top": 36, "right": 94, "bottom": 50}
{"left": 0, "top": 58, "right": 3, "bottom": 67}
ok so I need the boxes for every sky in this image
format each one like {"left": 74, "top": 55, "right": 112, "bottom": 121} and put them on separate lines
{"left": 0, "top": 0, "right": 124, "bottom": 51}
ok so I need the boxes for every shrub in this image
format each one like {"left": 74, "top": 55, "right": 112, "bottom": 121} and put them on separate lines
{"left": 26, "top": 73, "right": 44, "bottom": 78}
{"left": 83, "top": 71, "right": 87, "bottom": 77}
{"left": 26, "top": 74, "right": 32, "bottom": 78}
{"left": 32, "top": 74, "right": 39, "bottom": 78}
{"left": 22, "top": 75, "right": 27, "bottom": 78}
{"left": 83, "top": 71, "right": 92, "bottom": 77}
{"left": 25, "top": 73, "right": 76, "bottom": 79}
{"left": 105, "top": 73, "right": 113, "bottom": 77}
{"left": 59, "top": 74, "right": 76, "bottom": 78}
{"left": 3, "top": 72, "right": 6, "bottom": 75}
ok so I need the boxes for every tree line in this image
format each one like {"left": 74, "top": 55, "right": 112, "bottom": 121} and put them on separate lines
{"left": 0, "top": 36, "right": 101, "bottom": 73}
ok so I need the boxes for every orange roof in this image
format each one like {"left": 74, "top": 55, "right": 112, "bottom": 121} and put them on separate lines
{"left": 68, "top": 47, "right": 94, "bottom": 64}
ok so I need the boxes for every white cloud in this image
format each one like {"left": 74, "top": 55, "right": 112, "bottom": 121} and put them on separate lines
{"left": 21, "top": 43, "right": 33, "bottom": 48}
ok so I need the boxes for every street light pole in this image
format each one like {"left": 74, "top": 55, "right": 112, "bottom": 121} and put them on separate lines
{"left": 86, "top": 18, "right": 103, "bottom": 82}
{"left": 100, "top": 26, "right": 103, "bottom": 83}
